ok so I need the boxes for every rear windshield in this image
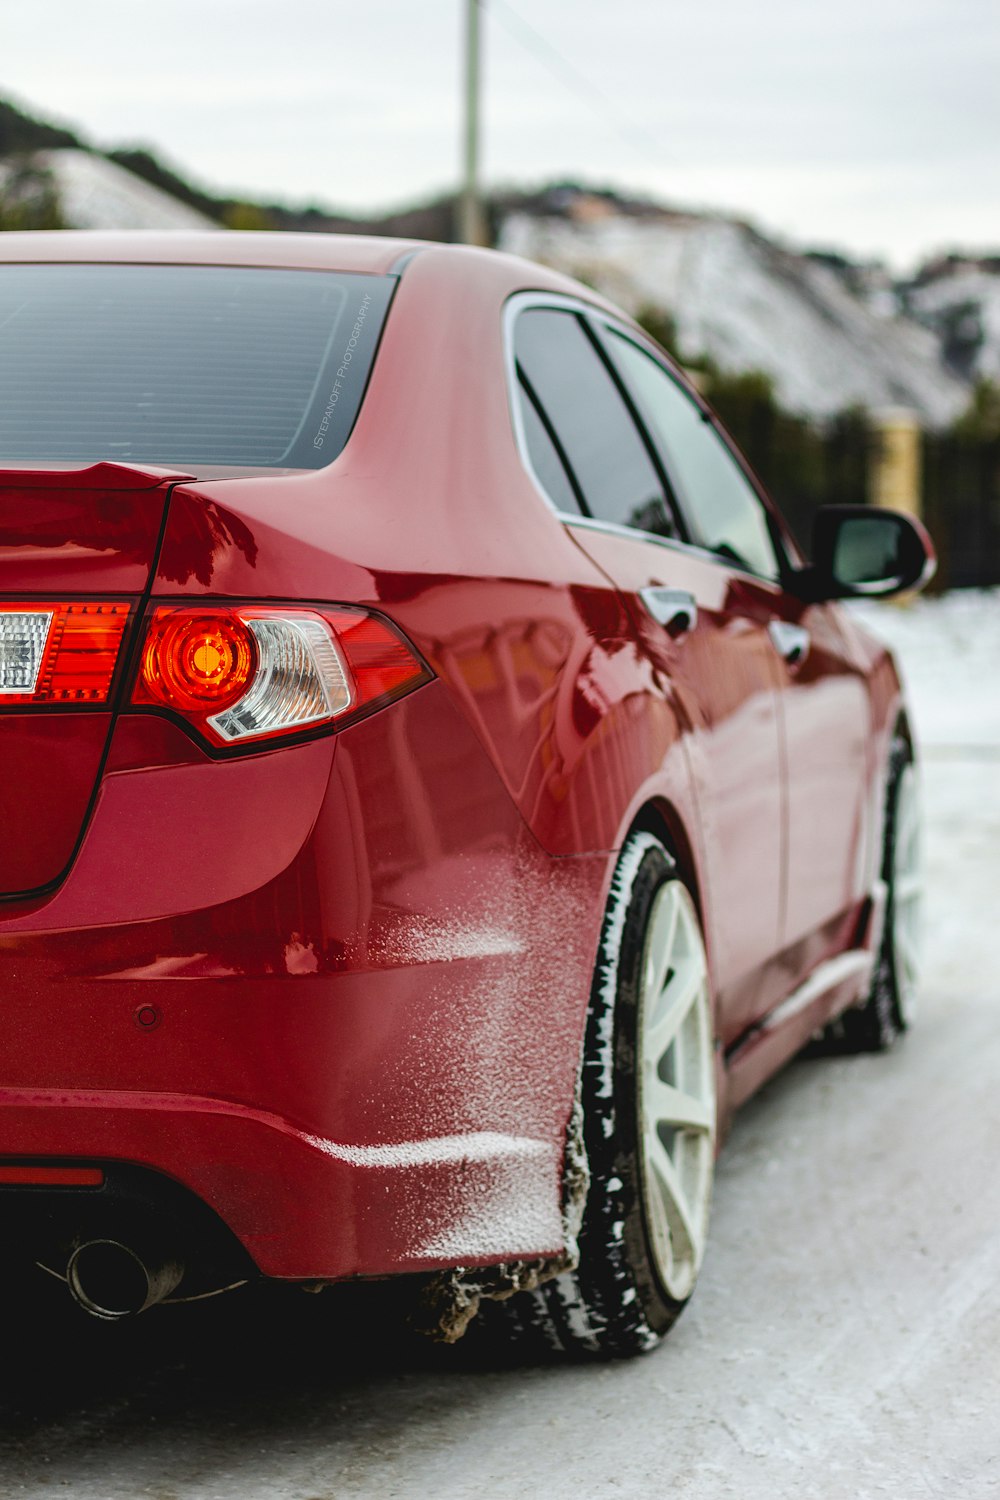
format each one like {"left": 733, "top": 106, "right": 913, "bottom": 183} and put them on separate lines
{"left": 0, "top": 264, "right": 394, "bottom": 469}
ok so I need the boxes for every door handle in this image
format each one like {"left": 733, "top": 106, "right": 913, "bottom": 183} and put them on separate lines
{"left": 768, "top": 620, "right": 811, "bottom": 666}
{"left": 639, "top": 588, "right": 698, "bottom": 638}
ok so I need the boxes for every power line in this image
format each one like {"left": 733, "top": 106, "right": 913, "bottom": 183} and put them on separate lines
{"left": 488, "top": 0, "right": 672, "bottom": 166}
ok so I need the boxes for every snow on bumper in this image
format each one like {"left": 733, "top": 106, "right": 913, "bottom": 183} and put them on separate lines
{"left": 0, "top": 1086, "right": 563, "bottom": 1277}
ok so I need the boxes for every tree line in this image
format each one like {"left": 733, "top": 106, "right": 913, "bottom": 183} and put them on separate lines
{"left": 637, "top": 307, "right": 1000, "bottom": 589}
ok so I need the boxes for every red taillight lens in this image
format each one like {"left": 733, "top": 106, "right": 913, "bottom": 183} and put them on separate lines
{"left": 0, "top": 601, "right": 130, "bottom": 704}
{"left": 328, "top": 609, "right": 433, "bottom": 701}
{"left": 0, "top": 1165, "right": 104, "bottom": 1187}
{"left": 132, "top": 604, "right": 430, "bottom": 748}
{"left": 137, "top": 610, "right": 258, "bottom": 713}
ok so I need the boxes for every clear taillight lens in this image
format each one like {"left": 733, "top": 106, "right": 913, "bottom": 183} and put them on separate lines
{"left": 209, "top": 615, "right": 352, "bottom": 741}
{"left": 0, "top": 602, "right": 130, "bottom": 703}
{"left": 132, "top": 604, "right": 430, "bottom": 747}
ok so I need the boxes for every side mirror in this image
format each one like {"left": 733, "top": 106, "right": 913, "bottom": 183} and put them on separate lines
{"left": 800, "top": 505, "right": 936, "bottom": 602}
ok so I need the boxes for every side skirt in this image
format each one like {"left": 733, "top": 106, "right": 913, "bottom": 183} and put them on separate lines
{"left": 724, "top": 949, "right": 875, "bottom": 1111}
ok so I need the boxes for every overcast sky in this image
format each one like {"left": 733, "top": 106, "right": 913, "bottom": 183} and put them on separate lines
{"left": 4, "top": 0, "right": 999, "bottom": 268}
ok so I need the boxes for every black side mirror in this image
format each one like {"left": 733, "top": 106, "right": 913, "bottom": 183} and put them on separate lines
{"left": 799, "top": 505, "right": 936, "bottom": 602}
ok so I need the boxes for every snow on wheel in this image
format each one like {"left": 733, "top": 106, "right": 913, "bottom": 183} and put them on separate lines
{"left": 496, "top": 830, "right": 716, "bottom": 1359}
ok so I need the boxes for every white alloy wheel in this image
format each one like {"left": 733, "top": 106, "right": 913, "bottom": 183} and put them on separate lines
{"left": 890, "top": 760, "right": 922, "bottom": 1024}
{"left": 637, "top": 879, "right": 715, "bottom": 1302}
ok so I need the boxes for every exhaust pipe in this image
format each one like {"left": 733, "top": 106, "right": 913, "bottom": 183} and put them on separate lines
{"left": 66, "top": 1239, "right": 184, "bottom": 1320}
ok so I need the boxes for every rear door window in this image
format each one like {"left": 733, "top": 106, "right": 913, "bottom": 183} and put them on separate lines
{"left": 0, "top": 264, "right": 394, "bottom": 470}
{"left": 514, "top": 308, "right": 678, "bottom": 539}
{"left": 602, "top": 330, "right": 782, "bottom": 581}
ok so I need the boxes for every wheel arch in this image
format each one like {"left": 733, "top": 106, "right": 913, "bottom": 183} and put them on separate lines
{"left": 626, "top": 798, "right": 707, "bottom": 935}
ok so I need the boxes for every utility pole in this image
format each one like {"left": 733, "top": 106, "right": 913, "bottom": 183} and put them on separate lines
{"left": 459, "top": 0, "right": 486, "bottom": 246}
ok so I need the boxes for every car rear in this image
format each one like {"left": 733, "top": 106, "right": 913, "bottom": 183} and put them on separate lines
{"left": 0, "top": 243, "right": 526, "bottom": 1314}
{"left": 0, "top": 238, "right": 615, "bottom": 1327}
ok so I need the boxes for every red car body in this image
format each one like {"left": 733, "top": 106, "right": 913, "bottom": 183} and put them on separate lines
{"left": 0, "top": 232, "right": 914, "bottom": 1299}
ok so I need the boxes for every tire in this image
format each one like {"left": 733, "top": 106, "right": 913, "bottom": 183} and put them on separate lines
{"left": 830, "top": 735, "right": 922, "bottom": 1052}
{"left": 488, "top": 831, "right": 717, "bottom": 1359}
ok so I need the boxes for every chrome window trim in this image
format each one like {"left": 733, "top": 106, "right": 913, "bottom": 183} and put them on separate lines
{"left": 563, "top": 515, "right": 787, "bottom": 596}
{"left": 564, "top": 512, "right": 681, "bottom": 552}
{"left": 502, "top": 290, "right": 789, "bottom": 590}
{"left": 503, "top": 290, "right": 602, "bottom": 521}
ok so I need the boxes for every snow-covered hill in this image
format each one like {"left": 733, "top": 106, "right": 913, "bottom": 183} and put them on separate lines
{"left": 499, "top": 202, "right": 969, "bottom": 427}
{"left": 33, "top": 149, "right": 219, "bottom": 232}
{"left": 904, "top": 261, "right": 1000, "bottom": 386}
{"left": 1, "top": 109, "right": 992, "bottom": 429}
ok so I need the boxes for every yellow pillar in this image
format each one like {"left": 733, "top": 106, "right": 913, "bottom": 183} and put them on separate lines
{"left": 869, "top": 407, "right": 924, "bottom": 602}
{"left": 869, "top": 407, "right": 922, "bottom": 519}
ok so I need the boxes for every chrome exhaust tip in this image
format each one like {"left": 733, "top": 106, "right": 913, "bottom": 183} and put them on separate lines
{"left": 66, "top": 1239, "right": 184, "bottom": 1320}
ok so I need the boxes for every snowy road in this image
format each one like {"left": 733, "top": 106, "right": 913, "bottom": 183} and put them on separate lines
{"left": 2, "top": 594, "right": 998, "bottom": 1499}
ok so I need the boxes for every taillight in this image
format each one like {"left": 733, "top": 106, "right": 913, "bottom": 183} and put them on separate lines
{"left": 138, "top": 610, "right": 258, "bottom": 715}
{"left": 132, "top": 605, "right": 430, "bottom": 747}
{"left": 0, "top": 602, "right": 130, "bottom": 703}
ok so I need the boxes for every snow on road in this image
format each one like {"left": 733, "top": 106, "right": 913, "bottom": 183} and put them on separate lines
{"left": 852, "top": 589, "right": 1000, "bottom": 751}
{"left": 1, "top": 592, "right": 998, "bottom": 1499}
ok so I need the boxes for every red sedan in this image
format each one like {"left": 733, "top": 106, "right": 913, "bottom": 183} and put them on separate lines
{"left": 0, "top": 231, "right": 931, "bottom": 1355}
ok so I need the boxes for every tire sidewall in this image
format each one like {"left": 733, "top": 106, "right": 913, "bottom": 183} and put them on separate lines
{"left": 883, "top": 739, "right": 918, "bottom": 1032}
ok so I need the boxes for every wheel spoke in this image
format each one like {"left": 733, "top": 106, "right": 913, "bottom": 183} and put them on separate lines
{"left": 645, "top": 1074, "right": 714, "bottom": 1134}
{"left": 644, "top": 885, "right": 680, "bottom": 1002}
{"left": 633, "top": 874, "right": 715, "bottom": 1303}
{"left": 895, "top": 772, "right": 921, "bottom": 880}
{"left": 645, "top": 953, "right": 706, "bottom": 1062}
{"left": 646, "top": 1132, "right": 700, "bottom": 1263}
{"left": 642, "top": 1170, "right": 674, "bottom": 1281}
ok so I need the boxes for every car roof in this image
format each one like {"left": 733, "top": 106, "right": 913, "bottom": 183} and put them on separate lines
{"left": 0, "top": 229, "right": 425, "bottom": 274}
{"left": 0, "top": 230, "right": 624, "bottom": 310}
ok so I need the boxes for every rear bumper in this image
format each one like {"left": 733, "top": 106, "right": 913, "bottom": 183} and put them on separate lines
{"left": 0, "top": 1087, "right": 562, "bottom": 1278}
{"left": 0, "top": 684, "right": 606, "bottom": 1280}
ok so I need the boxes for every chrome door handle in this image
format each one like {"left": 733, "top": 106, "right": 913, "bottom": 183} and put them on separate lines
{"left": 769, "top": 621, "right": 810, "bottom": 666}
{"left": 639, "top": 587, "right": 698, "bottom": 637}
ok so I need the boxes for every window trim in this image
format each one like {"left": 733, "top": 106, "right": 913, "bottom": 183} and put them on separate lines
{"left": 504, "top": 293, "right": 683, "bottom": 544}
{"left": 504, "top": 292, "right": 594, "bottom": 519}
{"left": 503, "top": 290, "right": 801, "bottom": 588}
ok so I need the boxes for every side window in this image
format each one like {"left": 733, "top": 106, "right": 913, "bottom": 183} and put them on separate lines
{"left": 514, "top": 308, "right": 678, "bottom": 539}
{"left": 516, "top": 371, "right": 583, "bottom": 516}
{"left": 605, "top": 330, "right": 781, "bottom": 581}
